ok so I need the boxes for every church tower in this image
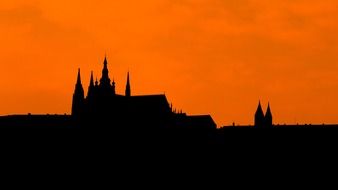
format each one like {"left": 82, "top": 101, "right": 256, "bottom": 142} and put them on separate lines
{"left": 254, "top": 101, "right": 265, "bottom": 128}
{"left": 87, "top": 71, "right": 95, "bottom": 100}
{"left": 72, "top": 69, "right": 85, "bottom": 117}
{"left": 100, "top": 56, "right": 111, "bottom": 88}
{"left": 125, "top": 72, "right": 131, "bottom": 97}
{"left": 265, "top": 103, "right": 273, "bottom": 128}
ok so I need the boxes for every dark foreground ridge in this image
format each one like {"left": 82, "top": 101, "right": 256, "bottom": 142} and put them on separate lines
{"left": 1, "top": 113, "right": 338, "bottom": 146}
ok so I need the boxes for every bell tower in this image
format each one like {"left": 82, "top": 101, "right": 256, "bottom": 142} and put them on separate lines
{"left": 100, "top": 56, "right": 111, "bottom": 88}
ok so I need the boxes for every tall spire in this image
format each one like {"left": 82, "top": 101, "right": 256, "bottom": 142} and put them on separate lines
{"left": 100, "top": 55, "right": 111, "bottom": 87}
{"left": 72, "top": 68, "right": 85, "bottom": 117}
{"left": 266, "top": 103, "right": 272, "bottom": 117}
{"left": 255, "top": 101, "right": 264, "bottom": 116}
{"left": 89, "top": 71, "right": 94, "bottom": 86}
{"left": 265, "top": 102, "right": 273, "bottom": 127}
{"left": 87, "top": 71, "right": 95, "bottom": 99}
{"left": 254, "top": 101, "right": 265, "bottom": 128}
{"left": 77, "top": 68, "right": 82, "bottom": 85}
{"left": 125, "top": 72, "right": 131, "bottom": 97}
{"left": 104, "top": 55, "right": 108, "bottom": 69}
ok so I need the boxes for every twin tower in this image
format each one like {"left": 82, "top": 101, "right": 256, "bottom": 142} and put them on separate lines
{"left": 255, "top": 101, "right": 273, "bottom": 128}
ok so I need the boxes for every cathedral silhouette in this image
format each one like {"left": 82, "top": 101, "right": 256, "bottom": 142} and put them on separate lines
{"left": 71, "top": 56, "right": 217, "bottom": 130}
{"left": 254, "top": 101, "right": 273, "bottom": 128}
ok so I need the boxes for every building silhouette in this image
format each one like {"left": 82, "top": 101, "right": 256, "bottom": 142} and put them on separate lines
{"left": 254, "top": 101, "right": 273, "bottom": 128}
{"left": 71, "top": 56, "right": 217, "bottom": 131}
{"left": 2, "top": 54, "right": 338, "bottom": 144}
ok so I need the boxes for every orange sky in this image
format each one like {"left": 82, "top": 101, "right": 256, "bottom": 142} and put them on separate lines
{"left": 1, "top": 0, "right": 338, "bottom": 126}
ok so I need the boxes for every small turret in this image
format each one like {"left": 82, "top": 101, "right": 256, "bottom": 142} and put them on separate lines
{"left": 95, "top": 77, "right": 99, "bottom": 87}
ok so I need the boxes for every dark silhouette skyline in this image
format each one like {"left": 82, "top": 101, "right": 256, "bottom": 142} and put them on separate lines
{"left": 0, "top": 55, "right": 338, "bottom": 146}
{"left": 0, "top": 56, "right": 220, "bottom": 144}
{"left": 255, "top": 101, "right": 273, "bottom": 128}
{"left": 71, "top": 56, "right": 217, "bottom": 131}
{"left": 2, "top": 1, "right": 338, "bottom": 127}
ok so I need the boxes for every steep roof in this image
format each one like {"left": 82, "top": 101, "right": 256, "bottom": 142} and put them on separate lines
{"left": 255, "top": 101, "right": 264, "bottom": 117}
{"left": 265, "top": 103, "right": 272, "bottom": 118}
{"left": 128, "top": 95, "right": 171, "bottom": 114}
{"left": 186, "top": 115, "right": 217, "bottom": 129}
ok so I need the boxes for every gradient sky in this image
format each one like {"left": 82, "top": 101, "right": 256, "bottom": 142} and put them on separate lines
{"left": 1, "top": 0, "right": 338, "bottom": 126}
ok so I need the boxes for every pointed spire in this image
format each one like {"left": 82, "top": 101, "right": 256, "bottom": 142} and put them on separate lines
{"left": 125, "top": 71, "right": 131, "bottom": 97}
{"left": 87, "top": 71, "right": 95, "bottom": 99}
{"left": 72, "top": 68, "right": 84, "bottom": 117}
{"left": 255, "top": 101, "right": 264, "bottom": 116}
{"left": 89, "top": 71, "right": 94, "bottom": 87}
{"left": 265, "top": 102, "right": 273, "bottom": 127}
{"left": 266, "top": 102, "right": 272, "bottom": 116}
{"left": 100, "top": 55, "right": 111, "bottom": 87}
{"left": 104, "top": 55, "right": 108, "bottom": 67}
{"left": 255, "top": 100, "right": 265, "bottom": 128}
{"left": 77, "top": 68, "right": 82, "bottom": 85}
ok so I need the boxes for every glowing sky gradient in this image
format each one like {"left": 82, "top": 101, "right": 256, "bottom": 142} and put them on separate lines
{"left": 1, "top": 0, "right": 338, "bottom": 126}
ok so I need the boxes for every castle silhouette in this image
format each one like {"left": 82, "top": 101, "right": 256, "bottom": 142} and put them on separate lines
{"left": 0, "top": 56, "right": 337, "bottom": 138}
{"left": 71, "top": 56, "right": 217, "bottom": 131}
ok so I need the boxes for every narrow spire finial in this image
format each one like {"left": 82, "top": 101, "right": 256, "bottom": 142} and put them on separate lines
{"left": 266, "top": 102, "right": 272, "bottom": 115}
{"left": 255, "top": 100, "right": 264, "bottom": 116}
{"left": 90, "top": 71, "right": 94, "bottom": 86}
{"left": 77, "top": 68, "right": 81, "bottom": 84}
{"left": 104, "top": 55, "right": 108, "bottom": 65}
{"left": 265, "top": 102, "right": 273, "bottom": 127}
{"left": 100, "top": 54, "right": 111, "bottom": 86}
{"left": 125, "top": 71, "right": 131, "bottom": 97}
